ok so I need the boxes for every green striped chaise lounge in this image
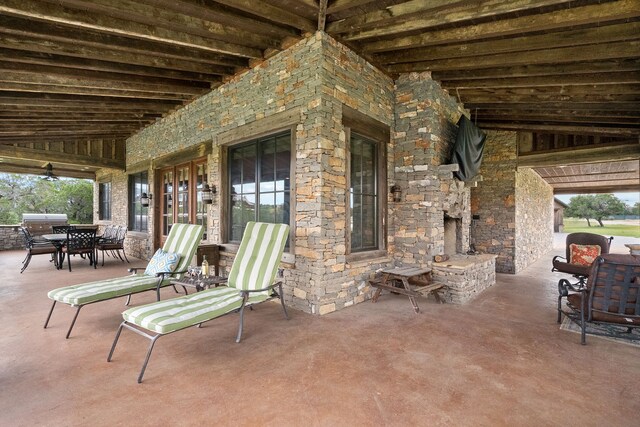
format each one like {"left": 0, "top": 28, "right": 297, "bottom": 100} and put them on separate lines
{"left": 45, "top": 223, "right": 203, "bottom": 339}
{"left": 108, "top": 221, "right": 290, "bottom": 383}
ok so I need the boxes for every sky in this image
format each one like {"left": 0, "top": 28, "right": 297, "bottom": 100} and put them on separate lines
{"left": 555, "top": 192, "right": 640, "bottom": 206}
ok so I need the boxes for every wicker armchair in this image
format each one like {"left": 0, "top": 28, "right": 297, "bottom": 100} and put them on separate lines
{"left": 552, "top": 232, "right": 613, "bottom": 286}
{"left": 558, "top": 254, "right": 640, "bottom": 344}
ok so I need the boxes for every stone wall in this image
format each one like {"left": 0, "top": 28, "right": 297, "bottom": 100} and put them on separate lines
{"left": 391, "top": 72, "right": 467, "bottom": 267}
{"left": 0, "top": 225, "right": 22, "bottom": 250}
{"left": 432, "top": 254, "right": 497, "bottom": 304}
{"left": 470, "top": 130, "right": 518, "bottom": 273}
{"left": 471, "top": 130, "right": 553, "bottom": 274}
{"left": 514, "top": 168, "right": 553, "bottom": 272}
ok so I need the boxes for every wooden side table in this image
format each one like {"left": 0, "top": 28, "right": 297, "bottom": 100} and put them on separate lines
{"left": 370, "top": 266, "right": 443, "bottom": 313}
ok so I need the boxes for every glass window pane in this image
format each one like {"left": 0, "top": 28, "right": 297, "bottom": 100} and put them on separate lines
{"left": 350, "top": 133, "right": 377, "bottom": 252}
{"left": 259, "top": 192, "right": 275, "bottom": 223}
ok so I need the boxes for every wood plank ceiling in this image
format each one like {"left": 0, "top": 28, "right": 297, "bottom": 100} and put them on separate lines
{"left": 0, "top": 0, "right": 638, "bottom": 191}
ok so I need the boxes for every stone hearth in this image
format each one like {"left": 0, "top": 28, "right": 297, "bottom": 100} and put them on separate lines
{"left": 432, "top": 254, "right": 497, "bottom": 304}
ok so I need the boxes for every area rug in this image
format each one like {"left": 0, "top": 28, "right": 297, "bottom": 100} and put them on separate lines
{"left": 560, "top": 317, "right": 640, "bottom": 347}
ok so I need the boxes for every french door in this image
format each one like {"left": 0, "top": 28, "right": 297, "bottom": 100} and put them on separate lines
{"left": 158, "top": 159, "right": 207, "bottom": 245}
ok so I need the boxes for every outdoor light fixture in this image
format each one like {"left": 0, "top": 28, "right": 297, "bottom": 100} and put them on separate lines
{"left": 140, "top": 192, "right": 152, "bottom": 207}
{"left": 42, "top": 163, "right": 59, "bottom": 181}
{"left": 201, "top": 183, "right": 217, "bottom": 204}
{"left": 390, "top": 185, "right": 402, "bottom": 202}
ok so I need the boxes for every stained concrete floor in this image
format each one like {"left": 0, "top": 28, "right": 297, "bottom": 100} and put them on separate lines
{"left": 1, "top": 239, "right": 639, "bottom": 426}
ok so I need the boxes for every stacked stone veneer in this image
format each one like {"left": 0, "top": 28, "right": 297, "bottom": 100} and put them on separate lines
{"left": 515, "top": 168, "right": 554, "bottom": 272}
{"left": 0, "top": 225, "right": 22, "bottom": 250}
{"left": 432, "top": 254, "right": 497, "bottom": 304}
{"left": 93, "top": 32, "right": 499, "bottom": 314}
{"left": 390, "top": 73, "right": 468, "bottom": 267}
{"left": 471, "top": 131, "right": 553, "bottom": 273}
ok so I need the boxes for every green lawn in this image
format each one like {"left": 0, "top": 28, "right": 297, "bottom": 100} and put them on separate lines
{"left": 563, "top": 218, "right": 640, "bottom": 238}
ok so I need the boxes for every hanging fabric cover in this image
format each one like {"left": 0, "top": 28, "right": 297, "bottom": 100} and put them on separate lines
{"left": 450, "top": 115, "right": 486, "bottom": 181}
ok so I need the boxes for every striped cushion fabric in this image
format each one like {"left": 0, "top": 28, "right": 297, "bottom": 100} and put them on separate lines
{"left": 47, "top": 224, "right": 203, "bottom": 306}
{"left": 162, "top": 223, "right": 204, "bottom": 279}
{"left": 48, "top": 275, "right": 165, "bottom": 306}
{"left": 122, "top": 287, "right": 270, "bottom": 334}
{"left": 227, "top": 222, "right": 289, "bottom": 294}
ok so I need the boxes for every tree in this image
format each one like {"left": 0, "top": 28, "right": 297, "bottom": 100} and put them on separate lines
{"left": 0, "top": 173, "right": 93, "bottom": 224}
{"left": 565, "top": 194, "right": 626, "bottom": 226}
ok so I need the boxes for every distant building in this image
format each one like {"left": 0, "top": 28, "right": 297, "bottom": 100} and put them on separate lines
{"left": 554, "top": 198, "right": 568, "bottom": 232}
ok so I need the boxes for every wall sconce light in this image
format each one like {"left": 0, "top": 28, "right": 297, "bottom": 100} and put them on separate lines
{"left": 140, "top": 192, "right": 152, "bottom": 207}
{"left": 201, "top": 183, "right": 217, "bottom": 204}
{"left": 390, "top": 185, "right": 402, "bottom": 202}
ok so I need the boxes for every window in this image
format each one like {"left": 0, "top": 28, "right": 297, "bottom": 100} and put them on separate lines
{"left": 98, "top": 182, "right": 111, "bottom": 221}
{"left": 159, "top": 159, "right": 207, "bottom": 241}
{"left": 350, "top": 132, "right": 378, "bottom": 252}
{"left": 128, "top": 171, "right": 148, "bottom": 232}
{"left": 228, "top": 131, "right": 291, "bottom": 243}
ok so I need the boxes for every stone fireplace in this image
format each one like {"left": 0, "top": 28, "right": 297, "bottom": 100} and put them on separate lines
{"left": 431, "top": 165, "right": 497, "bottom": 304}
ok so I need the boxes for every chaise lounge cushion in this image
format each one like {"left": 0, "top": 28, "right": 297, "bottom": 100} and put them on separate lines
{"left": 122, "top": 287, "right": 271, "bottom": 334}
{"left": 48, "top": 275, "right": 165, "bottom": 306}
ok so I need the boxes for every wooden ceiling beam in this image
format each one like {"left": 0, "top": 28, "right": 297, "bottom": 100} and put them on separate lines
{"left": 0, "top": 162, "right": 96, "bottom": 179}
{"left": 465, "top": 102, "right": 640, "bottom": 111}
{"left": 0, "top": 82, "right": 194, "bottom": 101}
{"left": 213, "top": 0, "right": 316, "bottom": 33}
{"left": 553, "top": 184, "right": 640, "bottom": 194}
{"left": 476, "top": 116, "right": 640, "bottom": 126}
{"left": 0, "top": 0, "right": 263, "bottom": 58}
{"left": 360, "top": 0, "right": 638, "bottom": 50}
{"left": 0, "top": 72, "right": 209, "bottom": 96}
{"left": 0, "top": 135, "right": 127, "bottom": 144}
{"left": 473, "top": 109, "right": 640, "bottom": 119}
{"left": 327, "top": 0, "right": 379, "bottom": 14}
{"left": 544, "top": 172, "right": 640, "bottom": 183}
{"left": 0, "top": 48, "right": 222, "bottom": 82}
{"left": 0, "top": 62, "right": 213, "bottom": 92}
{"left": 0, "top": 144, "right": 125, "bottom": 169}
{"left": 432, "top": 59, "right": 640, "bottom": 81}
{"left": 0, "top": 91, "right": 183, "bottom": 106}
{"left": 329, "top": 0, "right": 572, "bottom": 35}
{"left": 441, "top": 72, "right": 640, "bottom": 89}
{"left": 0, "top": 14, "right": 249, "bottom": 68}
{"left": 318, "top": 0, "right": 328, "bottom": 31}
{"left": 0, "top": 34, "right": 237, "bottom": 75}
{"left": 55, "top": 0, "right": 284, "bottom": 50}
{"left": 386, "top": 40, "right": 639, "bottom": 73}
{"left": 374, "top": 22, "right": 640, "bottom": 64}
{"left": 137, "top": 0, "right": 299, "bottom": 39}
{"left": 482, "top": 123, "right": 640, "bottom": 137}
{"left": 458, "top": 85, "right": 640, "bottom": 97}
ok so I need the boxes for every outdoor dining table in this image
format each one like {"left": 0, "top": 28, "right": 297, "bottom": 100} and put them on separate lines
{"left": 42, "top": 230, "right": 101, "bottom": 270}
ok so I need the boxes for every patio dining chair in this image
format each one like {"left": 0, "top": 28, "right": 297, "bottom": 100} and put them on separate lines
{"left": 19, "top": 227, "right": 58, "bottom": 273}
{"left": 108, "top": 222, "right": 290, "bottom": 383}
{"left": 96, "top": 226, "right": 130, "bottom": 266}
{"left": 60, "top": 228, "right": 97, "bottom": 271}
{"left": 45, "top": 223, "right": 203, "bottom": 339}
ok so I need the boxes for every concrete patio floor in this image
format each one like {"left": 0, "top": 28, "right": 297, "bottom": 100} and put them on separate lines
{"left": 1, "top": 237, "right": 638, "bottom": 426}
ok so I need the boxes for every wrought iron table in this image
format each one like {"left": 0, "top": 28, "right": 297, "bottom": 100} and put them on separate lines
{"left": 170, "top": 275, "right": 227, "bottom": 293}
{"left": 370, "top": 266, "right": 443, "bottom": 313}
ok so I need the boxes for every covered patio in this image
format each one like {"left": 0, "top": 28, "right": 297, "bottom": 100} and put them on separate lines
{"left": 1, "top": 237, "right": 638, "bottom": 425}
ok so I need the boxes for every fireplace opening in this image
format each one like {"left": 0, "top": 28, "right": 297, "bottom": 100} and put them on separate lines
{"left": 444, "top": 215, "right": 462, "bottom": 255}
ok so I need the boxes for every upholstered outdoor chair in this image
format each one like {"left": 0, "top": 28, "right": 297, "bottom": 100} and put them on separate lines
{"left": 552, "top": 232, "right": 613, "bottom": 286}
{"left": 19, "top": 227, "right": 58, "bottom": 273}
{"left": 108, "top": 221, "right": 290, "bottom": 383}
{"left": 45, "top": 223, "right": 203, "bottom": 338}
{"left": 558, "top": 253, "right": 640, "bottom": 344}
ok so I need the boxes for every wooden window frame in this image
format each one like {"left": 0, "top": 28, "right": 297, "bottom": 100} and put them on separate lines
{"left": 343, "top": 106, "right": 388, "bottom": 258}
{"left": 128, "top": 171, "right": 148, "bottom": 232}
{"left": 220, "top": 127, "right": 296, "bottom": 255}
{"left": 98, "top": 181, "right": 111, "bottom": 221}
{"left": 157, "top": 157, "right": 208, "bottom": 244}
